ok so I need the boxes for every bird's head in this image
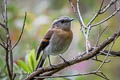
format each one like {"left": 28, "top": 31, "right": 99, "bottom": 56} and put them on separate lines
{"left": 52, "top": 16, "right": 74, "bottom": 30}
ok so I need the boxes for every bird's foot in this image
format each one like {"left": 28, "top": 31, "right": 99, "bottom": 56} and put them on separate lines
{"left": 59, "top": 55, "right": 70, "bottom": 65}
{"left": 63, "top": 59, "right": 70, "bottom": 65}
{"left": 49, "top": 64, "right": 56, "bottom": 69}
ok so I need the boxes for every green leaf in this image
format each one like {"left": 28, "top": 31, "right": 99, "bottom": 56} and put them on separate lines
{"left": 28, "top": 49, "right": 37, "bottom": 72}
{"left": 17, "top": 49, "right": 38, "bottom": 73}
{"left": 17, "top": 60, "right": 31, "bottom": 73}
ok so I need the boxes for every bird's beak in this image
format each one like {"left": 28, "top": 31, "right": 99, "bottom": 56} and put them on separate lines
{"left": 70, "top": 18, "right": 75, "bottom": 21}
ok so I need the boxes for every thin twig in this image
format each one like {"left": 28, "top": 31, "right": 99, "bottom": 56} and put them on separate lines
{"left": 37, "top": 69, "right": 59, "bottom": 80}
{"left": 69, "top": 0, "right": 76, "bottom": 15}
{"left": 69, "top": 0, "right": 86, "bottom": 28}
{"left": 76, "top": 0, "right": 86, "bottom": 28}
{"left": 92, "top": 58, "right": 111, "bottom": 63}
{"left": 100, "top": 0, "right": 118, "bottom": 14}
{"left": 0, "top": 22, "right": 6, "bottom": 29}
{"left": 69, "top": 0, "right": 88, "bottom": 52}
{"left": 101, "top": 50, "right": 120, "bottom": 57}
{"left": 99, "top": 72, "right": 110, "bottom": 80}
{"left": 0, "top": 5, "right": 5, "bottom": 22}
{"left": 3, "top": 0, "right": 13, "bottom": 79}
{"left": 0, "top": 34, "right": 6, "bottom": 45}
{"left": 95, "top": 26, "right": 109, "bottom": 47}
{"left": 95, "top": 72, "right": 110, "bottom": 80}
{"left": 97, "top": 38, "right": 116, "bottom": 72}
{"left": 36, "top": 70, "right": 109, "bottom": 80}
{"left": 12, "top": 12, "right": 27, "bottom": 49}
{"left": 0, "top": 43, "right": 6, "bottom": 49}
{"left": 35, "top": 71, "right": 102, "bottom": 79}
{"left": 91, "top": 7, "right": 120, "bottom": 27}
{"left": 76, "top": 0, "right": 91, "bottom": 53}
{"left": 0, "top": 4, "right": 7, "bottom": 31}
{"left": 4, "top": 0, "right": 8, "bottom": 27}
{"left": 87, "top": 0, "right": 105, "bottom": 27}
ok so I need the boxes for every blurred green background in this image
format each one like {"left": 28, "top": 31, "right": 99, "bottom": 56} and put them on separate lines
{"left": 0, "top": 0, "right": 120, "bottom": 80}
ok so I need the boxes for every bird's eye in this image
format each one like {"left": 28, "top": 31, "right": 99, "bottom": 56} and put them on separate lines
{"left": 61, "top": 20, "right": 65, "bottom": 23}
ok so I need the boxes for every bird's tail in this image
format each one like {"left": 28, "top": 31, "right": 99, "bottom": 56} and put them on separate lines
{"left": 36, "top": 47, "right": 42, "bottom": 60}
{"left": 36, "top": 53, "right": 47, "bottom": 70}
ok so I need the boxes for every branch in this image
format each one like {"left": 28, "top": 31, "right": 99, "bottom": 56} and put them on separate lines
{"left": 3, "top": 0, "right": 13, "bottom": 80}
{"left": 0, "top": 5, "right": 6, "bottom": 29}
{"left": 84, "top": 0, "right": 106, "bottom": 53}
{"left": 25, "top": 27, "right": 120, "bottom": 80}
{"left": 97, "top": 40, "right": 115, "bottom": 72}
{"left": 101, "top": 50, "right": 120, "bottom": 57}
{"left": 0, "top": 35, "right": 6, "bottom": 49}
{"left": 0, "top": 4, "right": 5, "bottom": 22}
{"left": 92, "top": 58, "right": 111, "bottom": 63}
{"left": 12, "top": 12, "right": 27, "bottom": 49}
{"left": 100, "top": 0, "right": 118, "bottom": 14}
{"left": 90, "top": 47, "right": 120, "bottom": 57}
{"left": 3, "top": 0, "right": 14, "bottom": 79}
{"left": 35, "top": 71, "right": 109, "bottom": 80}
{"left": 40, "top": 69, "right": 109, "bottom": 80}
{"left": 86, "top": 0, "right": 105, "bottom": 27}
{"left": 69, "top": 0, "right": 86, "bottom": 28}
{"left": 0, "top": 43, "right": 6, "bottom": 49}
{"left": 5, "top": 50, "right": 12, "bottom": 79}
{"left": 91, "top": 7, "right": 120, "bottom": 27}
{"left": 0, "top": 35, "right": 5, "bottom": 44}
{"left": 76, "top": 0, "right": 86, "bottom": 28}
{"left": 0, "top": 23, "right": 6, "bottom": 29}
{"left": 87, "top": 0, "right": 118, "bottom": 28}
{"left": 1, "top": 0, "right": 27, "bottom": 80}
{"left": 95, "top": 26, "right": 109, "bottom": 47}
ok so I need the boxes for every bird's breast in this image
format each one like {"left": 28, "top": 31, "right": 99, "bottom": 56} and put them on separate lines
{"left": 44, "top": 29, "right": 73, "bottom": 55}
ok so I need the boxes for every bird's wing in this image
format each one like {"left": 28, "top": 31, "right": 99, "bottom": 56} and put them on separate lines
{"left": 36, "top": 29, "right": 54, "bottom": 60}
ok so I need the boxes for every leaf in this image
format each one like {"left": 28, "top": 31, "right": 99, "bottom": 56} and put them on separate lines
{"left": 17, "top": 60, "right": 31, "bottom": 73}
{"left": 17, "top": 49, "right": 38, "bottom": 73}
{"left": 28, "top": 49, "right": 37, "bottom": 72}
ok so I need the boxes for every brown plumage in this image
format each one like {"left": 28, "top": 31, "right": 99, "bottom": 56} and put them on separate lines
{"left": 36, "top": 29, "right": 53, "bottom": 60}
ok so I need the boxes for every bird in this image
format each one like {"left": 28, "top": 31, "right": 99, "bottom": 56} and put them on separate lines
{"left": 36, "top": 16, "right": 74, "bottom": 70}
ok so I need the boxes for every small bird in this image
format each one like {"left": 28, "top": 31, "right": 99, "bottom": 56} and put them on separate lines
{"left": 36, "top": 16, "right": 74, "bottom": 69}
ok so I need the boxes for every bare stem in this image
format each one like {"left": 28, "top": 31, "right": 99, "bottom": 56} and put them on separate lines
{"left": 87, "top": 0, "right": 105, "bottom": 27}
{"left": 100, "top": 0, "right": 118, "bottom": 14}
{"left": 35, "top": 71, "right": 105, "bottom": 79}
{"left": 3, "top": 0, "right": 14, "bottom": 79}
{"left": 91, "top": 7, "right": 120, "bottom": 27}
{"left": 12, "top": 12, "right": 27, "bottom": 49}
{"left": 97, "top": 35, "right": 116, "bottom": 72}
